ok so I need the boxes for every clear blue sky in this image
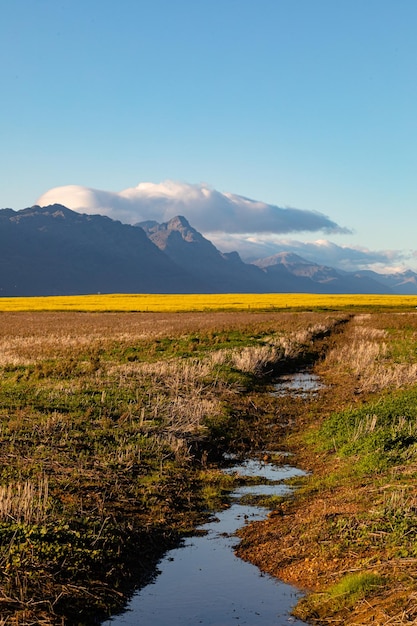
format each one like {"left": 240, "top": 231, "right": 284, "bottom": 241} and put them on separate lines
{"left": 1, "top": 0, "right": 417, "bottom": 271}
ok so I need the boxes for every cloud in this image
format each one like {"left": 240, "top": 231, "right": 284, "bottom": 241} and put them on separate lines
{"left": 209, "top": 232, "right": 414, "bottom": 274}
{"left": 36, "top": 180, "right": 349, "bottom": 236}
{"left": 35, "top": 180, "right": 417, "bottom": 273}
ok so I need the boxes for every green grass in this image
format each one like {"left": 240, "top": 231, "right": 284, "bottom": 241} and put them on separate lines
{"left": 385, "top": 325, "right": 417, "bottom": 363}
{"left": 295, "top": 572, "right": 385, "bottom": 620}
{"left": 309, "top": 387, "right": 417, "bottom": 473}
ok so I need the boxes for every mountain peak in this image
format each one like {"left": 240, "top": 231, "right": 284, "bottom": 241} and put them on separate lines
{"left": 254, "top": 251, "right": 313, "bottom": 269}
{"left": 5, "top": 204, "right": 72, "bottom": 222}
{"left": 166, "top": 215, "right": 191, "bottom": 229}
{"left": 138, "top": 215, "right": 204, "bottom": 248}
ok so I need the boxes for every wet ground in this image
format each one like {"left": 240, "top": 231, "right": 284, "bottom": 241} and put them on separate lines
{"left": 104, "top": 371, "right": 322, "bottom": 626}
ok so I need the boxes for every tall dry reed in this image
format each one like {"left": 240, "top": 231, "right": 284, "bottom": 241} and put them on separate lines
{"left": 0, "top": 476, "right": 49, "bottom": 524}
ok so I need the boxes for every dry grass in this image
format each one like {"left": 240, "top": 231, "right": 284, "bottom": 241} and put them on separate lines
{"left": 0, "top": 477, "right": 49, "bottom": 524}
{"left": 323, "top": 313, "right": 417, "bottom": 392}
{"left": 109, "top": 358, "right": 221, "bottom": 437}
{"left": 0, "top": 311, "right": 337, "bottom": 365}
{"left": 210, "top": 319, "right": 346, "bottom": 375}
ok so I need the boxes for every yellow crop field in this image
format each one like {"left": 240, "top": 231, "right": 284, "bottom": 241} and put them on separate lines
{"left": 0, "top": 292, "right": 416, "bottom": 312}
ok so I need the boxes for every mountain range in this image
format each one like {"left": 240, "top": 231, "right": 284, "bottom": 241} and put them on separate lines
{"left": 1, "top": 204, "right": 416, "bottom": 296}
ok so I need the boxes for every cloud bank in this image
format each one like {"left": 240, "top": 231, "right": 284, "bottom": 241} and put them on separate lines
{"left": 36, "top": 180, "right": 349, "bottom": 236}
{"left": 36, "top": 180, "right": 415, "bottom": 273}
{"left": 209, "top": 232, "right": 410, "bottom": 273}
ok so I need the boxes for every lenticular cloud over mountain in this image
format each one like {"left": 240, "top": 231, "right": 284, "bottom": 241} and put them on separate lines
{"left": 36, "top": 180, "right": 349, "bottom": 236}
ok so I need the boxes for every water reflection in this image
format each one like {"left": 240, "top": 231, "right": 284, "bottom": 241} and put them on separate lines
{"left": 104, "top": 462, "right": 307, "bottom": 626}
{"left": 272, "top": 371, "right": 324, "bottom": 398}
{"left": 224, "top": 458, "right": 305, "bottom": 482}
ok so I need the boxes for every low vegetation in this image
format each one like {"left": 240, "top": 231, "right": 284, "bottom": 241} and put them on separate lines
{"left": 0, "top": 292, "right": 417, "bottom": 312}
{"left": 3, "top": 306, "right": 417, "bottom": 625}
{"left": 0, "top": 309, "right": 344, "bottom": 624}
{"left": 237, "top": 311, "right": 417, "bottom": 625}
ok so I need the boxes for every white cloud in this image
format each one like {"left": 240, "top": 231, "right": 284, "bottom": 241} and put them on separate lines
{"left": 36, "top": 180, "right": 349, "bottom": 236}
{"left": 208, "top": 233, "right": 414, "bottom": 273}
{"left": 37, "top": 179, "right": 416, "bottom": 273}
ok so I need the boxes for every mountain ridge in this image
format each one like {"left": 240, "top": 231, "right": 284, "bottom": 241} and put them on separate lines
{"left": 138, "top": 215, "right": 275, "bottom": 292}
{"left": 0, "top": 204, "right": 416, "bottom": 295}
{"left": 251, "top": 251, "right": 396, "bottom": 294}
{"left": 0, "top": 205, "right": 200, "bottom": 295}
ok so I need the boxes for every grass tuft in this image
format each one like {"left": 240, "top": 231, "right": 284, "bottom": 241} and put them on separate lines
{"left": 295, "top": 572, "right": 385, "bottom": 620}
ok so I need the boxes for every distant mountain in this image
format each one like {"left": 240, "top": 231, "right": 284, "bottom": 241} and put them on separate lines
{"left": 1, "top": 204, "right": 416, "bottom": 296}
{"left": 0, "top": 205, "right": 199, "bottom": 296}
{"left": 252, "top": 252, "right": 397, "bottom": 294}
{"left": 255, "top": 252, "right": 338, "bottom": 282}
{"left": 351, "top": 269, "right": 417, "bottom": 295}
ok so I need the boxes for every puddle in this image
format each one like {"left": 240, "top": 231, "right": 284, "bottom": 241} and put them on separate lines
{"left": 104, "top": 460, "right": 307, "bottom": 626}
{"left": 224, "top": 458, "right": 306, "bottom": 482}
{"left": 272, "top": 371, "right": 324, "bottom": 398}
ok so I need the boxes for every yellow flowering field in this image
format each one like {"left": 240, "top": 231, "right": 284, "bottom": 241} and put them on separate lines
{"left": 0, "top": 293, "right": 416, "bottom": 312}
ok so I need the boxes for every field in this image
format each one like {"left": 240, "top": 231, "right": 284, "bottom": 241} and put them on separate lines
{"left": 1, "top": 305, "right": 417, "bottom": 624}
{"left": 0, "top": 309, "right": 344, "bottom": 624}
{"left": 0, "top": 292, "right": 417, "bottom": 312}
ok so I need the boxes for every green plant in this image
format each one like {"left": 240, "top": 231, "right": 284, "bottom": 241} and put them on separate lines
{"left": 311, "top": 388, "right": 417, "bottom": 473}
{"left": 294, "top": 572, "right": 385, "bottom": 620}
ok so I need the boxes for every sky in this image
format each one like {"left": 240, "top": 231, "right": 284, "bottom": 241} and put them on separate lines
{"left": 2, "top": 0, "right": 417, "bottom": 273}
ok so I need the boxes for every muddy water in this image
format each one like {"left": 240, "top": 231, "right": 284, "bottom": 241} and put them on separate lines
{"left": 105, "top": 461, "right": 307, "bottom": 626}
{"left": 105, "top": 372, "right": 319, "bottom": 626}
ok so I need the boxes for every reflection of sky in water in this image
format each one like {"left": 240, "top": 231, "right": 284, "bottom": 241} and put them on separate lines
{"left": 273, "top": 372, "right": 324, "bottom": 397}
{"left": 224, "top": 459, "right": 306, "bottom": 481}
{"left": 104, "top": 462, "right": 307, "bottom": 626}
{"left": 233, "top": 483, "right": 293, "bottom": 497}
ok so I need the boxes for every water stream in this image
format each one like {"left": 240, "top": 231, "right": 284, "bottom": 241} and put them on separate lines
{"left": 105, "top": 461, "right": 306, "bottom": 626}
{"left": 104, "top": 372, "right": 321, "bottom": 626}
